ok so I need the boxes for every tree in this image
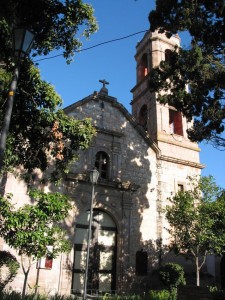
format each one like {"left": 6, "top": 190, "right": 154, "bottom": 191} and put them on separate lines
{"left": 0, "top": 0, "right": 98, "bottom": 63}
{"left": 0, "top": 62, "right": 96, "bottom": 184}
{"left": 165, "top": 176, "right": 225, "bottom": 286}
{"left": 149, "top": 0, "right": 225, "bottom": 149}
{"left": 0, "top": 0, "right": 97, "bottom": 184}
{"left": 0, "top": 190, "right": 72, "bottom": 298}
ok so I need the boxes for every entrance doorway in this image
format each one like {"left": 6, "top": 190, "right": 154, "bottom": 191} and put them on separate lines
{"left": 72, "top": 210, "right": 117, "bottom": 295}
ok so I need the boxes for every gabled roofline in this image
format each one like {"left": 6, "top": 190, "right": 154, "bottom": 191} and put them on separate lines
{"left": 64, "top": 91, "right": 161, "bottom": 157}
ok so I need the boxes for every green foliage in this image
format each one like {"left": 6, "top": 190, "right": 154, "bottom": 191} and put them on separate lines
{"left": 49, "top": 294, "right": 76, "bottom": 300}
{"left": 149, "top": 0, "right": 224, "bottom": 47}
{"left": 0, "top": 291, "right": 123, "bottom": 300}
{"left": 0, "top": 69, "right": 10, "bottom": 92}
{"left": 0, "top": 191, "right": 72, "bottom": 259}
{"left": 149, "top": 0, "right": 225, "bottom": 149}
{"left": 199, "top": 175, "right": 222, "bottom": 203}
{"left": 0, "top": 290, "right": 23, "bottom": 300}
{"left": 165, "top": 176, "right": 225, "bottom": 285}
{"left": 203, "top": 192, "right": 225, "bottom": 254}
{"left": 159, "top": 263, "right": 186, "bottom": 290}
{"left": 165, "top": 176, "right": 225, "bottom": 256}
{"left": 0, "top": 290, "right": 78, "bottom": 299}
{"left": 99, "top": 295, "right": 142, "bottom": 300}
{"left": 149, "top": 290, "right": 175, "bottom": 300}
{"left": 0, "top": 251, "right": 20, "bottom": 292}
{"left": 208, "top": 286, "right": 225, "bottom": 300}
{"left": 0, "top": 0, "right": 97, "bottom": 181}
{"left": 0, "top": 191, "right": 72, "bottom": 297}
{"left": 0, "top": 0, "right": 98, "bottom": 63}
{"left": 0, "top": 62, "right": 96, "bottom": 181}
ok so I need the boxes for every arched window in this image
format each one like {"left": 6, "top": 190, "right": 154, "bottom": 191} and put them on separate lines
{"left": 139, "top": 105, "right": 148, "bottom": 131}
{"left": 137, "top": 53, "right": 148, "bottom": 81}
{"left": 95, "top": 151, "right": 109, "bottom": 179}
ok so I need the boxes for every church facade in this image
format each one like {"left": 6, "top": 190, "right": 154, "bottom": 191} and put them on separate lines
{"left": 2, "top": 31, "right": 207, "bottom": 296}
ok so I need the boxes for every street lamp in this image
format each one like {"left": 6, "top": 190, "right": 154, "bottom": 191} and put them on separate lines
{"left": 13, "top": 28, "right": 35, "bottom": 58}
{"left": 0, "top": 28, "right": 35, "bottom": 174}
{"left": 83, "top": 168, "right": 99, "bottom": 300}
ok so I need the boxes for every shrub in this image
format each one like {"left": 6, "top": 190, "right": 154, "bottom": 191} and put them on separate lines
{"left": 158, "top": 263, "right": 186, "bottom": 290}
{"left": 208, "top": 286, "right": 225, "bottom": 300}
{"left": 101, "top": 295, "right": 142, "bottom": 300}
{"left": 0, "top": 251, "right": 20, "bottom": 292}
{"left": 149, "top": 290, "right": 171, "bottom": 300}
{"left": 0, "top": 291, "right": 78, "bottom": 299}
{"left": 0, "top": 290, "right": 21, "bottom": 300}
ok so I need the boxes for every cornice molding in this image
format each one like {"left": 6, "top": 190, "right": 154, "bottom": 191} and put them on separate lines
{"left": 66, "top": 173, "right": 140, "bottom": 191}
{"left": 159, "top": 155, "right": 205, "bottom": 169}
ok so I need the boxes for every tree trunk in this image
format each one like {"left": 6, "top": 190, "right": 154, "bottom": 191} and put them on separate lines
{"left": 0, "top": 64, "right": 20, "bottom": 174}
{"left": 21, "top": 255, "right": 31, "bottom": 299}
{"left": 22, "top": 271, "right": 29, "bottom": 299}
{"left": 196, "top": 256, "right": 200, "bottom": 286}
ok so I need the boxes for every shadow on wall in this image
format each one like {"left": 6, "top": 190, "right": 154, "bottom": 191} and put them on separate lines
{"left": 57, "top": 125, "right": 155, "bottom": 294}
{"left": 121, "top": 239, "right": 169, "bottom": 293}
{"left": 0, "top": 92, "right": 155, "bottom": 296}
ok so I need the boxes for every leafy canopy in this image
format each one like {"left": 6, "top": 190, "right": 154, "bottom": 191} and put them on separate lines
{"left": 0, "top": 0, "right": 98, "bottom": 63}
{"left": 0, "top": 191, "right": 72, "bottom": 259}
{"left": 149, "top": 0, "right": 225, "bottom": 149}
{"left": 165, "top": 175, "right": 225, "bottom": 285}
{"left": 0, "top": 0, "right": 97, "bottom": 181}
{"left": 0, "top": 62, "right": 96, "bottom": 181}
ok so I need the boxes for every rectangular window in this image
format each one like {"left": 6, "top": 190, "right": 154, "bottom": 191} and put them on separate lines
{"left": 169, "top": 109, "right": 183, "bottom": 136}
{"left": 136, "top": 250, "right": 148, "bottom": 276}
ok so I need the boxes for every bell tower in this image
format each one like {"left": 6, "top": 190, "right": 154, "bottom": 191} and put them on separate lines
{"left": 131, "top": 30, "right": 202, "bottom": 167}
{"left": 131, "top": 30, "right": 204, "bottom": 241}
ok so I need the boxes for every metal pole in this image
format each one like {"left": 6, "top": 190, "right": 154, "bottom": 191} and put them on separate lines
{"left": 83, "top": 182, "right": 95, "bottom": 300}
{"left": 0, "top": 61, "right": 20, "bottom": 173}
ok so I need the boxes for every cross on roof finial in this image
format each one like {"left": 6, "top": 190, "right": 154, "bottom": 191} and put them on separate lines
{"left": 99, "top": 79, "right": 109, "bottom": 89}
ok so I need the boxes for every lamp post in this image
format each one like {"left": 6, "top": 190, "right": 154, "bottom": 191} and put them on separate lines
{"left": 0, "top": 28, "right": 35, "bottom": 174}
{"left": 83, "top": 168, "right": 99, "bottom": 300}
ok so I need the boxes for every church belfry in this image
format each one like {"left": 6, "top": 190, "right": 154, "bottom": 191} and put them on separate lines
{"left": 131, "top": 30, "right": 202, "bottom": 167}
{"left": 131, "top": 30, "right": 204, "bottom": 241}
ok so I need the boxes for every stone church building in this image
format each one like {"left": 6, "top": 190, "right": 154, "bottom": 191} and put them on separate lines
{"left": 1, "top": 30, "right": 209, "bottom": 296}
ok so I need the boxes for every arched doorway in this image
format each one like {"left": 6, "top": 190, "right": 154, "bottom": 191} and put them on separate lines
{"left": 72, "top": 210, "right": 117, "bottom": 295}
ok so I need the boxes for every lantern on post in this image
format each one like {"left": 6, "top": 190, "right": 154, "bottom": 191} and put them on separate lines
{"left": 83, "top": 168, "right": 99, "bottom": 300}
{"left": 13, "top": 28, "right": 35, "bottom": 58}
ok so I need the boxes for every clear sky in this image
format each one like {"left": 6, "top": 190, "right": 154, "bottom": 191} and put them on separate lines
{"left": 36, "top": 0, "right": 224, "bottom": 189}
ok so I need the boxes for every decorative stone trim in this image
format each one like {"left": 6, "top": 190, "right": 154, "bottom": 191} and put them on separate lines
{"left": 160, "top": 155, "right": 205, "bottom": 169}
{"left": 66, "top": 173, "right": 140, "bottom": 191}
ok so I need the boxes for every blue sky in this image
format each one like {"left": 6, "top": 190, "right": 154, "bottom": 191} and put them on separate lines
{"left": 36, "top": 0, "right": 224, "bottom": 189}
